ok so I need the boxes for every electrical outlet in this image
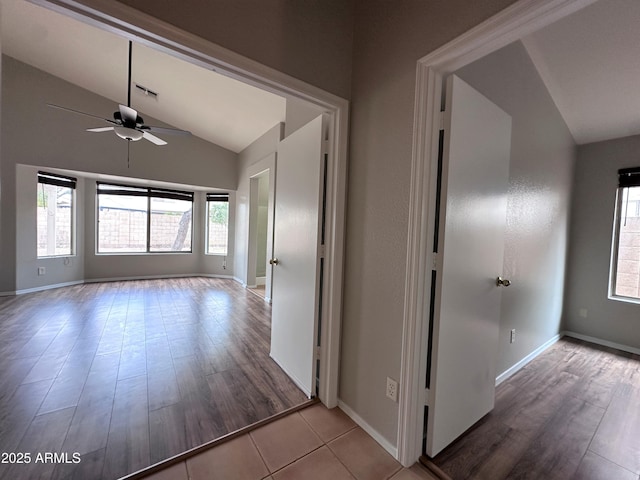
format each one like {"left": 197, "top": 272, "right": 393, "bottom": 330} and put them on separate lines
{"left": 579, "top": 308, "right": 588, "bottom": 318}
{"left": 37, "top": 267, "right": 46, "bottom": 276}
{"left": 510, "top": 328, "right": 516, "bottom": 344}
{"left": 386, "top": 377, "right": 398, "bottom": 402}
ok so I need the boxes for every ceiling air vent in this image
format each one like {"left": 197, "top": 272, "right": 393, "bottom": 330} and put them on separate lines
{"left": 135, "top": 83, "right": 158, "bottom": 99}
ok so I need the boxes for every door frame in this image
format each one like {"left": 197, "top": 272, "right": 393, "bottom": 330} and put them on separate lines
{"left": 247, "top": 161, "right": 275, "bottom": 303}
{"left": 397, "top": 0, "right": 598, "bottom": 466}
{"left": 33, "top": 0, "right": 348, "bottom": 408}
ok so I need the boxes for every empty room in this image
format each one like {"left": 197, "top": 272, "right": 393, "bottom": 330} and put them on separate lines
{"left": 2, "top": 0, "right": 640, "bottom": 479}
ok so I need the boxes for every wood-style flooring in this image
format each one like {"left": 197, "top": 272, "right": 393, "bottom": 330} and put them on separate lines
{"left": 0, "top": 277, "right": 307, "bottom": 480}
{"left": 431, "top": 337, "right": 640, "bottom": 480}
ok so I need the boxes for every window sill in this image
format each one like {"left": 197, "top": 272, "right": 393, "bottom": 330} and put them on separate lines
{"left": 608, "top": 294, "right": 640, "bottom": 305}
{"left": 95, "top": 252, "right": 193, "bottom": 256}
{"left": 37, "top": 254, "right": 76, "bottom": 259}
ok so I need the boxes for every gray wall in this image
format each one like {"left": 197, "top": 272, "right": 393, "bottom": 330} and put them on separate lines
{"left": 564, "top": 134, "right": 640, "bottom": 348}
{"left": 3, "top": 56, "right": 237, "bottom": 291}
{"left": 234, "top": 124, "right": 282, "bottom": 286}
{"left": 16, "top": 164, "right": 85, "bottom": 290}
{"left": 256, "top": 174, "right": 269, "bottom": 278}
{"left": 341, "top": 0, "right": 519, "bottom": 446}
{"left": 456, "top": 41, "right": 576, "bottom": 376}
{"left": 110, "top": 0, "right": 355, "bottom": 100}
{"left": 15, "top": 0, "right": 545, "bottom": 451}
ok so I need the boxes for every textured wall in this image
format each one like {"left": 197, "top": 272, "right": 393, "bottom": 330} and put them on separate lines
{"left": 564, "top": 135, "right": 640, "bottom": 348}
{"left": 456, "top": 41, "right": 576, "bottom": 376}
{"left": 341, "top": 0, "right": 519, "bottom": 446}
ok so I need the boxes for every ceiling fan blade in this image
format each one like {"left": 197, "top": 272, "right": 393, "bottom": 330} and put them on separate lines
{"left": 47, "top": 103, "right": 116, "bottom": 124}
{"left": 143, "top": 125, "right": 192, "bottom": 136}
{"left": 119, "top": 104, "right": 138, "bottom": 124}
{"left": 87, "top": 127, "right": 114, "bottom": 133}
{"left": 142, "top": 131, "right": 167, "bottom": 146}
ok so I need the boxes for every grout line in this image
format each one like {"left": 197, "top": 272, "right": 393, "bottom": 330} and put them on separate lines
{"left": 119, "top": 399, "right": 318, "bottom": 480}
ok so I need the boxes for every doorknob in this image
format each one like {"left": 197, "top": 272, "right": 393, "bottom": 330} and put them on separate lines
{"left": 269, "top": 258, "right": 279, "bottom": 266}
{"left": 496, "top": 276, "right": 511, "bottom": 287}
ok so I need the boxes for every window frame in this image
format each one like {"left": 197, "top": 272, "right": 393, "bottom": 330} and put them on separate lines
{"left": 37, "top": 171, "right": 77, "bottom": 258}
{"left": 205, "top": 192, "right": 230, "bottom": 256}
{"left": 609, "top": 167, "right": 640, "bottom": 303}
{"left": 96, "top": 181, "right": 195, "bottom": 255}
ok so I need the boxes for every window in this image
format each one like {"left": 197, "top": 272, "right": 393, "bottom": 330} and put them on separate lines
{"left": 37, "top": 171, "right": 76, "bottom": 257}
{"left": 610, "top": 167, "right": 640, "bottom": 300}
{"left": 97, "top": 182, "right": 194, "bottom": 253}
{"left": 206, "top": 193, "right": 229, "bottom": 255}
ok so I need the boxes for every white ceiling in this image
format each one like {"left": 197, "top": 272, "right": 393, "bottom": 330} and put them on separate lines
{"left": 522, "top": 0, "right": 640, "bottom": 145}
{"left": 1, "top": 0, "right": 286, "bottom": 153}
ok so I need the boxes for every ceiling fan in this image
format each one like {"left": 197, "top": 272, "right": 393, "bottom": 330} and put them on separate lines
{"left": 47, "top": 40, "right": 191, "bottom": 147}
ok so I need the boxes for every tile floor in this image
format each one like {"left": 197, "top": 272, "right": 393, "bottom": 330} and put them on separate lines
{"left": 141, "top": 403, "right": 438, "bottom": 480}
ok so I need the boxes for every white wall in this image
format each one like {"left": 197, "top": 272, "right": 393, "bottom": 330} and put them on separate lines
{"left": 455, "top": 41, "right": 576, "bottom": 376}
{"left": 3, "top": 55, "right": 238, "bottom": 291}
{"left": 564, "top": 134, "right": 640, "bottom": 348}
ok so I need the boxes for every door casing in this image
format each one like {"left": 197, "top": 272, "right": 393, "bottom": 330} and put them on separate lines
{"left": 34, "top": 0, "right": 349, "bottom": 408}
{"left": 398, "top": 0, "right": 600, "bottom": 467}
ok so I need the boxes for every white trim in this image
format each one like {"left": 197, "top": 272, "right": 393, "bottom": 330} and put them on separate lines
{"left": 256, "top": 276, "right": 266, "bottom": 286}
{"left": 34, "top": 0, "right": 347, "bottom": 410}
{"left": 233, "top": 276, "right": 247, "bottom": 287}
{"left": 2, "top": 275, "right": 236, "bottom": 296}
{"left": 563, "top": 331, "right": 640, "bottom": 356}
{"left": 495, "top": 334, "right": 562, "bottom": 386}
{"left": 338, "top": 400, "right": 398, "bottom": 459}
{"left": 398, "top": 0, "right": 598, "bottom": 467}
{"left": 14, "top": 280, "right": 84, "bottom": 295}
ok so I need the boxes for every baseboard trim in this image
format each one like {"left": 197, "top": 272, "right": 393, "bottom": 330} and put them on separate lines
{"left": 337, "top": 399, "right": 398, "bottom": 459}
{"left": 8, "top": 274, "right": 234, "bottom": 296}
{"left": 563, "top": 331, "right": 640, "bottom": 356}
{"left": 15, "top": 280, "right": 85, "bottom": 295}
{"left": 495, "top": 333, "right": 562, "bottom": 386}
{"left": 256, "top": 276, "right": 266, "bottom": 286}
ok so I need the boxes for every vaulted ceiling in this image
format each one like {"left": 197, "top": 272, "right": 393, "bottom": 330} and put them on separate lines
{"left": 523, "top": 0, "right": 640, "bottom": 145}
{"left": 1, "top": 0, "right": 286, "bottom": 153}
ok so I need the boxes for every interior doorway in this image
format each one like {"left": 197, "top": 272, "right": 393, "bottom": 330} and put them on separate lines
{"left": 398, "top": 0, "right": 597, "bottom": 467}
{"left": 248, "top": 169, "right": 274, "bottom": 302}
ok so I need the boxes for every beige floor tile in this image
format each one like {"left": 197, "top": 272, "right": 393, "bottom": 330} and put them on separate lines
{"left": 186, "top": 434, "right": 269, "bottom": 480}
{"left": 143, "top": 462, "right": 189, "bottom": 480}
{"left": 250, "top": 412, "right": 323, "bottom": 472}
{"left": 300, "top": 403, "right": 357, "bottom": 442}
{"left": 273, "top": 446, "right": 355, "bottom": 480}
{"left": 328, "top": 428, "right": 402, "bottom": 480}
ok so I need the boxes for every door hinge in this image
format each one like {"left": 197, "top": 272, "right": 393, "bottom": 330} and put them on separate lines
{"left": 323, "top": 139, "right": 330, "bottom": 156}
{"left": 318, "top": 245, "right": 326, "bottom": 258}
{"left": 316, "top": 346, "right": 321, "bottom": 360}
{"left": 439, "top": 111, "right": 445, "bottom": 130}
{"left": 431, "top": 252, "right": 438, "bottom": 270}
{"left": 423, "top": 387, "right": 430, "bottom": 406}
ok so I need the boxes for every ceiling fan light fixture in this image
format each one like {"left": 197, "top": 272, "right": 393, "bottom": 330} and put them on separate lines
{"left": 114, "top": 126, "right": 143, "bottom": 142}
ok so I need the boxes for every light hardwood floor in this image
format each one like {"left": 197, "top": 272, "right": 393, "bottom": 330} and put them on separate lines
{"left": 0, "top": 278, "right": 307, "bottom": 480}
{"left": 430, "top": 337, "right": 640, "bottom": 480}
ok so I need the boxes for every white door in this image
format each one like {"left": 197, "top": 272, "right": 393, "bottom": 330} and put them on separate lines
{"left": 270, "top": 115, "right": 325, "bottom": 398}
{"left": 426, "top": 75, "right": 512, "bottom": 456}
